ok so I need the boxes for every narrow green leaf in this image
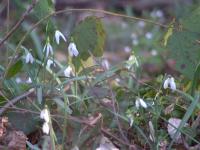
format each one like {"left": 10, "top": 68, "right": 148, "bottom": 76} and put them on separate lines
{"left": 5, "top": 59, "right": 23, "bottom": 79}
{"left": 168, "top": 94, "right": 200, "bottom": 148}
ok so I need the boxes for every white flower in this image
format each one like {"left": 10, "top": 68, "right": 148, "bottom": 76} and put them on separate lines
{"left": 42, "top": 122, "right": 50, "bottom": 134}
{"left": 135, "top": 99, "right": 140, "bottom": 109}
{"left": 137, "top": 21, "right": 146, "bottom": 28}
{"left": 127, "top": 55, "right": 139, "bottom": 69}
{"left": 26, "top": 77, "right": 32, "bottom": 84}
{"left": 145, "top": 32, "right": 153, "bottom": 39}
{"left": 135, "top": 98, "right": 147, "bottom": 109}
{"left": 124, "top": 46, "right": 131, "bottom": 53}
{"left": 163, "top": 76, "right": 176, "bottom": 91}
{"left": 46, "top": 59, "right": 55, "bottom": 68}
{"left": 55, "top": 30, "right": 66, "bottom": 44}
{"left": 43, "top": 42, "right": 53, "bottom": 57}
{"left": 132, "top": 39, "right": 139, "bottom": 46}
{"left": 25, "top": 52, "right": 34, "bottom": 64}
{"left": 101, "top": 59, "right": 110, "bottom": 70}
{"left": 151, "top": 49, "right": 158, "bottom": 56}
{"left": 64, "top": 66, "right": 72, "bottom": 77}
{"left": 16, "top": 77, "right": 22, "bottom": 83}
{"left": 68, "top": 42, "right": 79, "bottom": 57}
{"left": 40, "top": 108, "right": 50, "bottom": 123}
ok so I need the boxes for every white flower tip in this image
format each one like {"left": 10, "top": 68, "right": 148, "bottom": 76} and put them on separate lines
{"left": 40, "top": 108, "right": 50, "bottom": 123}
{"left": 42, "top": 122, "right": 50, "bottom": 134}
{"left": 25, "top": 53, "right": 34, "bottom": 64}
{"left": 163, "top": 76, "right": 176, "bottom": 91}
{"left": 135, "top": 99, "right": 140, "bottom": 109}
{"left": 55, "top": 30, "right": 66, "bottom": 45}
{"left": 64, "top": 66, "right": 72, "bottom": 77}
{"left": 68, "top": 42, "right": 79, "bottom": 57}
{"left": 139, "top": 98, "right": 147, "bottom": 108}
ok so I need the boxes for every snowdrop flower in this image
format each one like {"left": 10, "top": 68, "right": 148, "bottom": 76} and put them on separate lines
{"left": 40, "top": 108, "right": 50, "bottom": 123}
{"left": 132, "top": 39, "right": 139, "bottom": 46}
{"left": 43, "top": 42, "right": 53, "bottom": 57}
{"left": 145, "top": 32, "right": 153, "bottom": 39}
{"left": 55, "top": 30, "right": 66, "bottom": 44}
{"left": 163, "top": 76, "right": 176, "bottom": 91}
{"left": 68, "top": 42, "right": 79, "bottom": 57}
{"left": 135, "top": 98, "right": 147, "bottom": 109}
{"left": 26, "top": 77, "right": 32, "bottom": 84}
{"left": 101, "top": 59, "right": 110, "bottom": 70}
{"left": 137, "top": 21, "right": 146, "bottom": 28}
{"left": 16, "top": 77, "right": 22, "bottom": 83}
{"left": 42, "top": 122, "right": 50, "bottom": 134}
{"left": 46, "top": 59, "right": 55, "bottom": 69}
{"left": 25, "top": 52, "right": 34, "bottom": 64}
{"left": 151, "top": 49, "right": 158, "bottom": 56}
{"left": 124, "top": 46, "right": 131, "bottom": 53}
{"left": 127, "top": 55, "right": 139, "bottom": 69}
{"left": 64, "top": 66, "right": 72, "bottom": 77}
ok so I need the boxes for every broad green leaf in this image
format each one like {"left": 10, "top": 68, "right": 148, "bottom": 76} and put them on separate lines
{"left": 181, "top": 6, "right": 200, "bottom": 33}
{"left": 167, "top": 31, "right": 200, "bottom": 79}
{"left": 168, "top": 94, "right": 200, "bottom": 148}
{"left": 33, "top": 0, "right": 55, "bottom": 39}
{"left": 167, "top": 7, "right": 200, "bottom": 79}
{"left": 34, "top": 0, "right": 54, "bottom": 19}
{"left": 72, "top": 16, "right": 106, "bottom": 61}
{"left": 5, "top": 59, "right": 23, "bottom": 79}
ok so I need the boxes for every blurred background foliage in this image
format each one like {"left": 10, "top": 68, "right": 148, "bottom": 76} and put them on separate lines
{"left": 0, "top": 0, "right": 200, "bottom": 149}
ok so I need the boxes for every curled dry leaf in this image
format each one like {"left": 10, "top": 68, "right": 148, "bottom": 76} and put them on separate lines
{"left": 96, "top": 136, "right": 119, "bottom": 150}
{"left": 164, "top": 104, "right": 174, "bottom": 115}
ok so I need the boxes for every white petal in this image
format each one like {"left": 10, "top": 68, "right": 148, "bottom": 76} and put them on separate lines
{"left": 25, "top": 53, "right": 34, "bottom": 64}
{"left": 169, "top": 77, "right": 176, "bottom": 91}
{"left": 64, "top": 66, "right": 72, "bottom": 77}
{"left": 47, "top": 59, "right": 54, "bottom": 68}
{"left": 26, "top": 77, "right": 32, "bottom": 84}
{"left": 40, "top": 108, "right": 50, "bottom": 123}
{"left": 45, "top": 43, "right": 53, "bottom": 57}
{"left": 135, "top": 99, "right": 140, "bottom": 109}
{"left": 25, "top": 53, "right": 30, "bottom": 63}
{"left": 139, "top": 98, "right": 147, "bottom": 108}
{"left": 163, "top": 78, "right": 170, "bottom": 89}
{"left": 68, "top": 42, "right": 79, "bottom": 57}
{"left": 102, "top": 59, "right": 110, "bottom": 70}
{"left": 55, "top": 30, "right": 66, "bottom": 44}
{"left": 42, "top": 122, "right": 50, "bottom": 134}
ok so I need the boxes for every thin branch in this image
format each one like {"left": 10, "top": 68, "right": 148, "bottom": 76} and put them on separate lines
{"left": 0, "top": 88, "right": 35, "bottom": 115}
{"left": 0, "top": 0, "right": 38, "bottom": 47}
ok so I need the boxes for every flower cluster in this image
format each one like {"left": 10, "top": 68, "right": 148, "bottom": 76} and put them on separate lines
{"left": 24, "top": 29, "right": 79, "bottom": 78}
{"left": 40, "top": 107, "right": 50, "bottom": 134}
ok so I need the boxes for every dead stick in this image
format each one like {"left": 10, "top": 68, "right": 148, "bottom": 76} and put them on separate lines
{"left": 0, "top": 0, "right": 38, "bottom": 47}
{"left": 0, "top": 88, "right": 35, "bottom": 115}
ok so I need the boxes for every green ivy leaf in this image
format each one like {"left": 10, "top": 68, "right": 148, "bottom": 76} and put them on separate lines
{"left": 181, "top": 6, "right": 200, "bottom": 33}
{"left": 34, "top": 0, "right": 54, "bottom": 19}
{"left": 72, "top": 16, "right": 106, "bottom": 61}
{"left": 167, "top": 7, "right": 200, "bottom": 79}
{"left": 5, "top": 59, "right": 23, "bottom": 79}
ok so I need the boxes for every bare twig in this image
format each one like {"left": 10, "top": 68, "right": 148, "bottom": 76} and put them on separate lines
{"left": 0, "top": 88, "right": 35, "bottom": 115}
{"left": 0, "top": 0, "right": 38, "bottom": 47}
